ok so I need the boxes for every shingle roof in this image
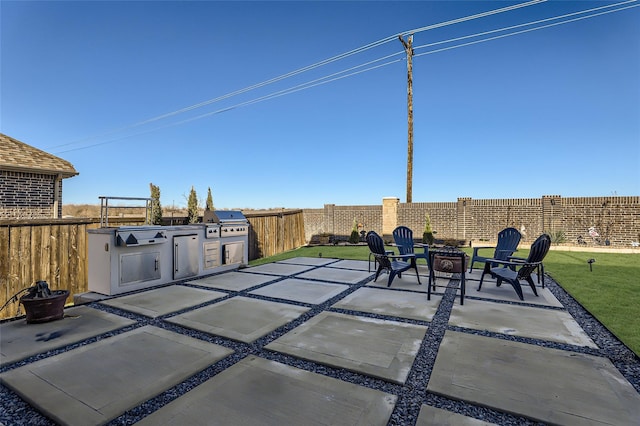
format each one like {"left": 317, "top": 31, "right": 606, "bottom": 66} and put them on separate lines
{"left": 0, "top": 133, "right": 78, "bottom": 178}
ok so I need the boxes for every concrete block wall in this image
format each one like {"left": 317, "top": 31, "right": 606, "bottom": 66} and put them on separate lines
{"left": 303, "top": 195, "right": 640, "bottom": 247}
{"left": 0, "top": 171, "right": 62, "bottom": 219}
{"left": 561, "top": 196, "right": 640, "bottom": 245}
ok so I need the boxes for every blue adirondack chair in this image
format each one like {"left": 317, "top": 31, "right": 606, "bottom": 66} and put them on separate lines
{"left": 478, "top": 233, "right": 551, "bottom": 300}
{"left": 392, "top": 226, "right": 429, "bottom": 266}
{"left": 393, "top": 226, "right": 431, "bottom": 289}
{"left": 367, "top": 231, "right": 421, "bottom": 287}
{"left": 469, "top": 227, "right": 522, "bottom": 274}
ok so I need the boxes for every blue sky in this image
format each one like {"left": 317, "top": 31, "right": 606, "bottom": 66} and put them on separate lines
{"left": 2, "top": 0, "right": 638, "bottom": 210}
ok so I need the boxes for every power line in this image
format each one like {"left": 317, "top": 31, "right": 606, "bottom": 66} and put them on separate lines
{"left": 49, "top": 0, "right": 546, "bottom": 152}
{"left": 413, "top": 0, "right": 639, "bottom": 55}
{"left": 52, "top": 0, "right": 638, "bottom": 154}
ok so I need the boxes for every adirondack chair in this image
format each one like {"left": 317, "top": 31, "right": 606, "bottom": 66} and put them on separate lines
{"left": 477, "top": 233, "right": 551, "bottom": 301}
{"left": 469, "top": 227, "right": 522, "bottom": 274}
{"left": 366, "top": 231, "right": 421, "bottom": 287}
{"left": 393, "top": 226, "right": 432, "bottom": 289}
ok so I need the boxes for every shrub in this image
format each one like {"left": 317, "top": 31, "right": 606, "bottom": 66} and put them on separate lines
{"left": 349, "top": 218, "right": 360, "bottom": 244}
{"left": 422, "top": 213, "right": 434, "bottom": 245}
{"left": 149, "top": 183, "right": 163, "bottom": 225}
{"left": 187, "top": 186, "right": 199, "bottom": 224}
{"left": 546, "top": 230, "right": 567, "bottom": 245}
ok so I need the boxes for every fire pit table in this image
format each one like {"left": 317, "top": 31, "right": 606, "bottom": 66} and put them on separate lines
{"left": 428, "top": 247, "right": 469, "bottom": 305}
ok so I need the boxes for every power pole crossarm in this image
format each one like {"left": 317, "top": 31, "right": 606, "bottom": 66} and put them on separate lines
{"left": 399, "top": 34, "right": 414, "bottom": 203}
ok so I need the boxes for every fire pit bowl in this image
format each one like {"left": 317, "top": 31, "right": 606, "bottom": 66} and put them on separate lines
{"left": 19, "top": 281, "right": 69, "bottom": 324}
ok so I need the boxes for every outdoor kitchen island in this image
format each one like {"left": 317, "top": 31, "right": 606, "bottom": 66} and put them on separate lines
{"left": 86, "top": 201, "right": 249, "bottom": 296}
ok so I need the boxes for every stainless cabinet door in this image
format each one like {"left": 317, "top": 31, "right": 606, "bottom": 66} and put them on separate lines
{"left": 223, "top": 242, "right": 245, "bottom": 265}
{"left": 120, "top": 252, "right": 161, "bottom": 285}
{"left": 174, "top": 235, "right": 199, "bottom": 279}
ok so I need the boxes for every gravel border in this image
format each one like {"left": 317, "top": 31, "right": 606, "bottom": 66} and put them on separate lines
{"left": 1, "top": 262, "right": 638, "bottom": 425}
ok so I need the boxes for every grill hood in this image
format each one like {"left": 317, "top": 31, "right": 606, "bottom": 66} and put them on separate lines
{"left": 203, "top": 210, "right": 247, "bottom": 224}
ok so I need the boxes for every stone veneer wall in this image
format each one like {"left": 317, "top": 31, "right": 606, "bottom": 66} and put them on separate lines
{"left": 303, "top": 195, "right": 640, "bottom": 247}
{"left": 0, "top": 171, "right": 62, "bottom": 219}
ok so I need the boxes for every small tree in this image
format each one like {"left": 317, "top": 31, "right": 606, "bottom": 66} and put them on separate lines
{"left": 205, "top": 187, "right": 214, "bottom": 211}
{"left": 422, "top": 213, "right": 434, "bottom": 245}
{"left": 349, "top": 218, "right": 360, "bottom": 244}
{"left": 187, "top": 186, "right": 199, "bottom": 224}
{"left": 149, "top": 183, "right": 163, "bottom": 225}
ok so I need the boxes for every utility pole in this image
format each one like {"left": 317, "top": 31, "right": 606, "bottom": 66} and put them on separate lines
{"left": 399, "top": 34, "right": 414, "bottom": 203}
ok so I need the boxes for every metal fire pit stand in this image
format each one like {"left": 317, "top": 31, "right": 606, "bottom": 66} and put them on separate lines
{"left": 428, "top": 247, "right": 467, "bottom": 305}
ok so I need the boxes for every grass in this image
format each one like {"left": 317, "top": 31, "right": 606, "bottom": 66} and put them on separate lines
{"left": 249, "top": 245, "right": 640, "bottom": 356}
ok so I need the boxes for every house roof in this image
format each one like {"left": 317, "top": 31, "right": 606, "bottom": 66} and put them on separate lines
{"left": 0, "top": 133, "right": 78, "bottom": 178}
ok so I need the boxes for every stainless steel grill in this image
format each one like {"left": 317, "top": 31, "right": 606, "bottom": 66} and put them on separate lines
{"left": 202, "top": 210, "right": 250, "bottom": 266}
{"left": 204, "top": 210, "right": 249, "bottom": 237}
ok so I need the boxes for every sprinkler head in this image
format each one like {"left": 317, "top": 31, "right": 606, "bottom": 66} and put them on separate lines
{"left": 587, "top": 258, "right": 595, "bottom": 272}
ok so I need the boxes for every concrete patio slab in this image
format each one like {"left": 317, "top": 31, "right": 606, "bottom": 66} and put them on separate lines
{"left": 186, "top": 271, "right": 277, "bottom": 291}
{"left": 465, "top": 271, "right": 562, "bottom": 307}
{"left": 327, "top": 259, "right": 371, "bottom": 271}
{"left": 243, "top": 263, "right": 315, "bottom": 276}
{"left": 249, "top": 278, "right": 348, "bottom": 304}
{"left": 100, "top": 285, "right": 227, "bottom": 318}
{"left": 467, "top": 284, "right": 562, "bottom": 307}
{"left": 0, "top": 305, "right": 136, "bottom": 366}
{"left": 0, "top": 326, "right": 233, "bottom": 426}
{"left": 416, "top": 405, "right": 497, "bottom": 425}
{"left": 296, "top": 267, "right": 373, "bottom": 284}
{"left": 366, "top": 269, "right": 427, "bottom": 291}
{"left": 265, "top": 311, "right": 427, "bottom": 384}
{"left": 136, "top": 355, "right": 397, "bottom": 426}
{"left": 332, "top": 287, "right": 441, "bottom": 322}
{"left": 277, "top": 256, "right": 338, "bottom": 266}
{"left": 167, "top": 296, "right": 309, "bottom": 343}
{"left": 428, "top": 331, "right": 640, "bottom": 425}
{"left": 449, "top": 298, "right": 596, "bottom": 347}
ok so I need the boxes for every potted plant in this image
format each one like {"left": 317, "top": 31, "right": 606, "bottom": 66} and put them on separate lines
{"left": 19, "top": 281, "right": 69, "bottom": 324}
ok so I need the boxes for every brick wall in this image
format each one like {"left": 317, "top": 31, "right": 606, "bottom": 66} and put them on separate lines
{"left": 304, "top": 195, "right": 640, "bottom": 247}
{"left": 303, "top": 204, "right": 382, "bottom": 242}
{"left": 0, "top": 171, "right": 62, "bottom": 219}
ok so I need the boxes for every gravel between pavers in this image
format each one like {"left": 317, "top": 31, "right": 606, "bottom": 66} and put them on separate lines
{"left": 1, "top": 264, "right": 639, "bottom": 426}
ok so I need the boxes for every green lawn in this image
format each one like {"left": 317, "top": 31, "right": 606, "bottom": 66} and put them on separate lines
{"left": 249, "top": 245, "right": 640, "bottom": 356}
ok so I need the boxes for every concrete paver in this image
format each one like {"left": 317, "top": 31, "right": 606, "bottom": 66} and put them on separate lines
{"left": 332, "top": 287, "right": 441, "bottom": 322}
{"left": 416, "top": 405, "right": 497, "bottom": 425}
{"left": 0, "top": 305, "right": 136, "bottom": 366}
{"left": 367, "top": 267, "right": 428, "bottom": 289}
{"left": 249, "top": 278, "right": 348, "bottom": 304}
{"left": 428, "top": 330, "right": 640, "bottom": 425}
{"left": 101, "top": 284, "right": 227, "bottom": 317}
{"left": 465, "top": 271, "right": 558, "bottom": 305}
{"left": 0, "top": 326, "right": 233, "bottom": 426}
{"left": 2, "top": 256, "right": 639, "bottom": 425}
{"left": 276, "top": 257, "right": 338, "bottom": 266}
{"left": 296, "top": 267, "right": 373, "bottom": 284}
{"left": 367, "top": 274, "right": 429, "bottom": 292}
{"left": 186, "top": 271, "right": 277, "bottom": 291}
{"left": 449, "top": 298, "right": 596, "bottom": 347}
{"left": 265, "top": 311, "right": 427, "bottom": 384}
{"left": 327, "top": 259, "right": 371, "bottom": 271}
{"left": 136, "top": 355, "right": 397, "bottom": 426}
{"left": 242, "top": 263, "right": 315, "bottom": 276}
{"left": 167, "top": 296, "right": 309, "bottom": 343}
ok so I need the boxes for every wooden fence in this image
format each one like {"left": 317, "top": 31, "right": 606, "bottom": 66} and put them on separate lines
{"left": 0, "top": 210, "right": 305, "bottom": 320}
